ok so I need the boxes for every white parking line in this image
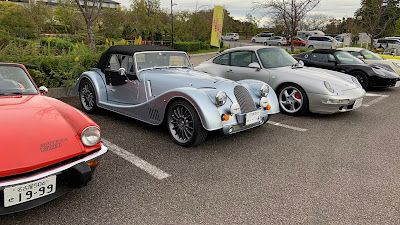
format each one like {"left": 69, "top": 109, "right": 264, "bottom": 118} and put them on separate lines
{"left": 267, "top": 121, "right": 307, "bottom": 132}
{"left": 362, "top": 93, "right": 389, "bottom": 107}
{"left": 102, "top": 139, "right": 171, "bottom": 180}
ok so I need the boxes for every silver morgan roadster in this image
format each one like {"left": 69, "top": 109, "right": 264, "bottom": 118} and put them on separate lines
{"left": 72, "top": 45, "right": 279, "bottom": 147}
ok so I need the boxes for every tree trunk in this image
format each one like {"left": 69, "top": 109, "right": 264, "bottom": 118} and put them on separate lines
{"left": 87, "top": 22, "right": 97, "bottom": 53}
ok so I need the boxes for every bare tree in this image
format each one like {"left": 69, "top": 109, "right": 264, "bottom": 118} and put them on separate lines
{"left": 355, "top": 0, "right": 399, "bottom": 50}
{"left": 74, "top": 0, "right": 103, "bottom": 52}
{"left": 253, "top": 0, "right": 321, "bottom": 52}
{"left": 300, "top": 13, "right": 332, "bottom": 31}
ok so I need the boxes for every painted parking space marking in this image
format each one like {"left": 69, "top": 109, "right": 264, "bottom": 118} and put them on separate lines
{"left": 102, "top": 139, "right": 170, "bottom": 180}
{"left": 267, "top": 121, "right": 307, "bottom": 132}
{"left": 362, "top": 93, "right": 389, "bottom": 107}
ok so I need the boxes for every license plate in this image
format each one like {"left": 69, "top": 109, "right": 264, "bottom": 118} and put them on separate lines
{"left": 4, "top": 175, "right": 56, "bottom": 208}
{"left": 245, "top": 111, "right": 261, "bottom": 125}
{"left": 395, "top": 81, "right": 400, "bottom": 87}
{"left": 353, "top": 98, "right": 363, "bottom": 109}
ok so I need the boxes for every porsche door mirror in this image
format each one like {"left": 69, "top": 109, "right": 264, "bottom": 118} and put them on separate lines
{"left": 328, "top": 59, "right": 337, "bottom": 65}
{"left": 39, "top": 86, "right": 48, "bottom": 95}
{"left": 357, "top": 55, "right": 364, "bottom": 60}
{"left": 118, "top": 68, "right": 126, "bottom": 76}
{"left": 248, "top": 62, "right": 261, "bottom": 71}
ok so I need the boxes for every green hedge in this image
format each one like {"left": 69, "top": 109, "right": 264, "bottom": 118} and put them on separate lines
{"left": 174, "top": 41, "right": 211, "bottom": 52}
{"left": 40, "top": 37, "right": 75, "bottom": 51}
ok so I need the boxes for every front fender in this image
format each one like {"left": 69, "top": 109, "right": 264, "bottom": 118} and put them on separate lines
{"left": 71, "top": 70, "right": 107, "bottom": 103}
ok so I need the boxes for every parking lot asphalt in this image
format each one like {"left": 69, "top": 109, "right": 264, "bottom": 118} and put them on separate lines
{"left": 2, "top": 86, "right": 400, "bottom": 224}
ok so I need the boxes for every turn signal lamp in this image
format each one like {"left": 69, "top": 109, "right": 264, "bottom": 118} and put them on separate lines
{"left": 266, "top": 105, "right": 271, "bottom": 110}
{"left": 222, "top": 114, "right": 230, "bottom": 121}
{"left": 87, "top": 158, "right": 100, "bottom": 168}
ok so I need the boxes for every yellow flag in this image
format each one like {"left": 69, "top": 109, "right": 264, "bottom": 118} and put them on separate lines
{"left": 138, "top": 36, "right": 142, "bottom": 45}
{"left": 210, "top": 6, "right": 224, "bottom": 47}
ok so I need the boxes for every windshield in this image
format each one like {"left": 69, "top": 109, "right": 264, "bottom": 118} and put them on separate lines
{"left": 0, "top": 66, "right": 38, "bottom": 96}
{"left": 360, "top": 49, "right": 383, "bottom": 60}
{"left": 334, "top": 51, "right": 364, "bottom": 65}
{"left": 135, "top": 51, "right": 191, "bottom": 71}
{"left": 257, "top": 48, "right": 298, "bottom": 68}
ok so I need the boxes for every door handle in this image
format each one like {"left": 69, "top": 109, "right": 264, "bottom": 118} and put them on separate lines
{"left": 227, "top": 69, "right": 233, "bottom": 73}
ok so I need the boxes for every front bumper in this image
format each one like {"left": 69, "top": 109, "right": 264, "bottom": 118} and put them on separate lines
{"left": 308, "top": 88, "right": 366, "bottom": 114}
{"left": 221, "top": 108, "right": 274, "bottom": 134}
{"left": 0, "top": 143, "right": 108, "bottom": 215}
{"left": 369, "top": 76, "right": 399, "bottom": 88}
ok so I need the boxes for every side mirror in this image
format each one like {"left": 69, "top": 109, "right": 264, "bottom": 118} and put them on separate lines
{"left": 248, "top": 62, "right": 261, "bottom": 70}
{"left": 118, "top": 68, "right": 126, "bottom": 76}
{"left": 357, "top": 55, "right": 364, "bottom": 60}
{"left": 328, "top": 59, "right": 338, "bottom": 65}
{"left": 39, "top": 86, "right": 48, "bottom": 94}
{"left": 298, "top": 60, "right": 305, "bottom": 66}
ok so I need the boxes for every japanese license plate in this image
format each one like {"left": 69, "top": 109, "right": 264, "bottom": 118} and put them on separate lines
{"left": 4, "top": 175, "right": 56, "bottom": 208}
{"left": 353, "top": 98, "right": 363, "bottom": 109}
{"left": 245, "top": 111, "right": 261, "bottom": 125}
{"left": 395, "top": 81, "right": 400, "bottom": 87}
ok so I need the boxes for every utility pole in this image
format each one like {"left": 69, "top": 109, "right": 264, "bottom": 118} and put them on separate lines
{"left": 171, "top": 0, "right": 174, "bottom": 48}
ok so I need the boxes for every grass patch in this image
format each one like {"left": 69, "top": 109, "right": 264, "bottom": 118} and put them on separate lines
{"left": 188, "top": 46, "right": 229, "bottom": 55}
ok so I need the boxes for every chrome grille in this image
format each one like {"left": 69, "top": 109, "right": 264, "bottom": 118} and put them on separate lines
{"left": 234, "top": 85, "right": 256, "bottom": 113}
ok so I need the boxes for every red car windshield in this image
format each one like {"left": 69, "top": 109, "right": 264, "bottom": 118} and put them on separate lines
{"left": 0, "top": 66, "right": 38, "bottom": 96}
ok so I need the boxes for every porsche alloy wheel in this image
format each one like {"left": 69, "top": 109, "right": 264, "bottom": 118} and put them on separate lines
{"left": 79, "top": 79, "right": 98, "bottom": 113}
{"left": 167, "top": 100, "right": 207, "bottom": 147}
{"left": 350, "top": 71, "right": 369, "bottom": 89}
{"left": 278, "top": 84, "right": 308, "bottom": 116}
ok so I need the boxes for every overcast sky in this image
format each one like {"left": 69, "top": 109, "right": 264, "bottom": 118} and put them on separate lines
{"left": 119, "top": 0, "right": 361, "bottom": 24}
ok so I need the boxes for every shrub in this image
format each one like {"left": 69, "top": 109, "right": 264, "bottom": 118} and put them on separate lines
{"left": 174, "top": 41, "right": 211, "bottom": 52}
{"left": 40, "top": 37, "right": 75, "bottom": 51}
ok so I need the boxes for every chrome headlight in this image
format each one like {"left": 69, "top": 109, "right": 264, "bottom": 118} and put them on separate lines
{"left": 324, "top": 81, "right": 335, "bottom": 93}
{"left": 260, "top": 84, "right": 269, "bottom": 97}
{"left": 230, "top": 103, "right": 241, "bottom": 114}
{"left": 215, "top": 91, "right": 227, "bottom": 106}
{"left": 81, "top": 126, "right": 101, "bottom": 147}
{"left": 393, "top": 62, "right": 400, "bottom": 68}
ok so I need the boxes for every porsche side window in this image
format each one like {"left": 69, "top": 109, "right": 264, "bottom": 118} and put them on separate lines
{"left": 108, "top": 55, "right": 121, "bottom": 71}
{"left": 311, "top": 53, "right": 332, "bottom": 63}
{"left": 213, "top": 54, "right": 229, "bottom": 65}
{"left": 349, "top": 51, "right": 362, "bottom": 58}
{"left": 231, "top": 51, "right": 258, "bottom": 67}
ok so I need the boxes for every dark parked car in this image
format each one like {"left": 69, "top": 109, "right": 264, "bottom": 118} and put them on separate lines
{"left": 293, "top": 49, "right": 400, "bottom": 89}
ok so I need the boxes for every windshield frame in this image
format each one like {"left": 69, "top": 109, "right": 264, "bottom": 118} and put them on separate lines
{"left": 134, "top": 51, "right": 192, "bottom": 73}
{"left": 257, "top": 48, "right": 299, "bottom": 69}
{"left": 0, "top": 64, "right": 39, "bottom": 96}
{"left": 334, "top": 51, "right": 365, "bottom": 65}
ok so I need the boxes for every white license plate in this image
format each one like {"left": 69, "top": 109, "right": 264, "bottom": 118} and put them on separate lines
{"left": 245, "top": 111, "right": 261, "bottom": 125}
{"left": 395, "top": 81, "right": 400, "bottom": 87}
{"left": 4, "top": 175, "right": 56, "bottom": 207}
{"left": 353, "top": 98, "right": 363, "bottom": 109}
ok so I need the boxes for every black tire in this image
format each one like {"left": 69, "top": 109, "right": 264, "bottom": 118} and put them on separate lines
{"left": 277, "top": 83, "right": 309, "bottom": 116}
{"left": 79, "top": 79, "right": 99, "bottom": 113}
{"left": 299, "top": 43, "right": 304, "bottom": 47}
{"left": 167, "top": 100, "right": 208, "bottom": 147}
{"left": 252, "top": 39, "right": 255, "bottom": 43}
{"left": 264, "top": 42, "right": 268, "bottom": 46}
{"left": 350, "top": 71, "right": 369, "bottom": 89}
{"left": 277, "top": 42, "right": 282, "bottom": 46}
{"left": 308, "top": 45, "right": 314, "bottom": 49}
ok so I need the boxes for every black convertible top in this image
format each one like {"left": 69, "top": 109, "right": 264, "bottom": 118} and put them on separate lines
{"left": 96, "top": 45, "right": 173, "bottom": 72}
{"left": 312, "top": 49, "right": 340, "bottom": 54}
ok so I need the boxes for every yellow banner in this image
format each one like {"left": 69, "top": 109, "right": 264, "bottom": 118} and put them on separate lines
{"left": 210, "top": 6, "right": 224, "bottom": 47}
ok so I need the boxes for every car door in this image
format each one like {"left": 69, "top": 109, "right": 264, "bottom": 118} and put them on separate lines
{"left": 310, "top": 52, "right": 336, "bottom": 70}
{"left": 225, "top": 51, "right": 270, "bottom": 83}
{"left": 105, "top": 54, "right": 140, "bottom": 104}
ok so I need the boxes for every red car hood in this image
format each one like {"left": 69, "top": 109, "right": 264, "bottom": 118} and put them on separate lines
{"left": 0, "top": 95, "right": 94, "bottom": 177}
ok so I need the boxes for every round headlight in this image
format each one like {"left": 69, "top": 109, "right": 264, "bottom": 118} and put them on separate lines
{"left": 81, "top": 126, "right": 101, "bottom": 147}
{"left": 230, "top": 103, "right": 241, "bottom": 114}
{"left": 351, "top": 76, "right": 361, "bottom": 87}
{"left": 260, "top": 84, "right": 269, "bottom": 97}
{"left": 324, "top": 81, "right": 335, "bottom": 93}
{"left": 215, "top": 91, "right": 227, "bottom": 106}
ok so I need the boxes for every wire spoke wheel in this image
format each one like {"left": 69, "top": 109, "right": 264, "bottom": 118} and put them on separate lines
{"left": 167, "top": 100, "right": 207, "bottom": 146}
{"left": 79, "top": 80, "right": 98, "bottom": 113}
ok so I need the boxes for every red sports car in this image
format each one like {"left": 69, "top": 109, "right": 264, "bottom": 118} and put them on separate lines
{"left": 0, "top": 63, "right": 107, "bottom": 215}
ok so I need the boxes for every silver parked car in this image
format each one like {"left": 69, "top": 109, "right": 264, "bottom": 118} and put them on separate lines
{"left": 264, "top": 36, "right": 287, "bottom": 46}
{"left": 196, "top": 46, "right": 366, "bottom": 116}
{"left": 72, "top": 45, "right": 279, "bottom": 147}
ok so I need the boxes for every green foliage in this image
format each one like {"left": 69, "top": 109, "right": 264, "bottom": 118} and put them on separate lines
{"left": 40, "top": 37, "right": 76, "bottom": 51}
{"left": 174, "top": 42, "right": 212, "bottom": 52}
{"left": 286, "top": 48, "right": 309, "bottom": 55}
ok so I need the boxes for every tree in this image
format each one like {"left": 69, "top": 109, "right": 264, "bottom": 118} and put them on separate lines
{"left": 300, "top": 13, "right": 332, "bottom": 31}
{"left": 355, "top": 0, "right": 400, "bottom": 49}
{"left": 253, "top": 0, "right": 321, "bottom": 52}
{"left": 74, "top": 0, "right": 103, "bottom": 52}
